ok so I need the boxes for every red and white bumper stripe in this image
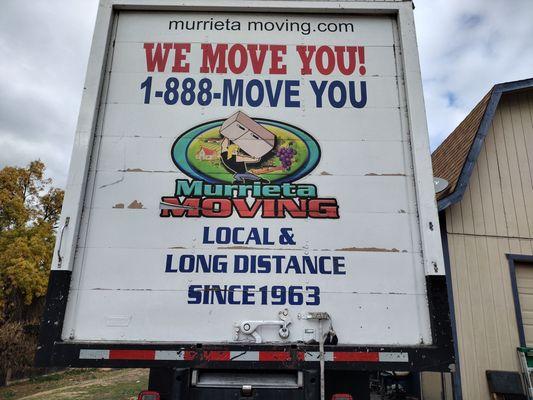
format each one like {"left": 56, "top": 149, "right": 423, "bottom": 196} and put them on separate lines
{"left": 302, "top": 351, "right": 408, "bottom": 362}
{"left": 79, "top": 349, "right": 192, "bottom": 361}
{"left": 79, "top": 349, "right": 408, "bottom": 363}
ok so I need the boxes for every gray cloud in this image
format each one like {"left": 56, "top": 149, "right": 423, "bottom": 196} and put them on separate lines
{"left": 0, "top": 0, "right": 532, "bottom": 185}
{"left": 0, "top": 0, "right": 97, "bottom": 186}
{"left": 414, "top": 0, "right": 533, "bottom": 148}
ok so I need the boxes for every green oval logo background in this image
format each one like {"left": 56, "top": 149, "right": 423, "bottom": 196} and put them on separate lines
{"left": 171, "top": 118, "right": 321, "bottom": 184}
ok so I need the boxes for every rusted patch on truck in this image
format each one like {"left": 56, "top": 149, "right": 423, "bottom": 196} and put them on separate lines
{"left": 365, "top": 173, "right": 406, "bottom": 176}
{"left": 113, "top": 203, "right": 125, "bottom": 209}
{"left": 127, "top": 200, "right": 145, "bottom": 209}
{"left": 217, "top": 246, "right": 301, "bottom": 251}
{"left": 218, "top": 245, "right": 254, "bottom": 250}
{"left": 336, "top": 247, "right": 401, "bottom": 253}
{"left": 122, "top": 168, "right": 144, "bottom": 172}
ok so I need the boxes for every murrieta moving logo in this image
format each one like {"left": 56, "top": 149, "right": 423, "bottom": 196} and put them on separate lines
{"left": 160, "top": 111, "right": 339, "bottom": 218}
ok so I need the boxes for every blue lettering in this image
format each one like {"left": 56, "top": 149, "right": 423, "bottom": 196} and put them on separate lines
{"left": 302, "top": 256, "right": 317, "bottom": 274}
{"left": 165, "top": 254, "right": 177, "bottom": 272}
{"left": 285, "top": 256, "right": 302, "bottom": 274}
{"left": 263, "top": 228, "right": 275, "bottom": 245}
{"left": 328, "top": 80, "right": 346, "bottom": 108}
{"left": 349, "top": 81, "right": 367, "bottom": 108}
{"left": 306, "top": 286, "right": 320, "bottom": 305}
{"left": 186, "top": 285, "right": 321, "bottom": 306}
{"left": 242, "top": 285, "right": 254, "bottom": 305}
{"left": 318, "top": 256, "right": 332, "bottom": 274}
{"left": 179, "top": 254, "right": 195, "bottom": 273}
{"left": 213, "top": 255, "right": 228, "bottom": 273}
{"left": 234, "top": 255, "right": 248, "bottom": 273}
{"left": 211, "top": 285, "right": 227, "bottom": 304}
{"left": 265, "top": 80, "right": 283, "bottom": 106}
{"left": 222, "top": 79, "right": 243, "bottom": 106}
{"left": 202, "top": 226, "right": 214, "bottom": 244}
{"left": 333, "top": 256, "right": 346, "bottom": 275}
{"left": 187, "top": 285, "right": 202, "bottom": 304}
{"left": 228, "top": 285, "right": 240, "bottom": 304}
{"left": 285, "top": 80, "right": 300, "bottom": 107}
{"left": 310, "top": 80, "right": 327, "bottom": 108}
{"left": 257, "top": 255, "right": 271, "bottom": 273}
{"left": 246, "top": 79, "right": 264, "bottom": 107}
{"left": 196, "top": 254, "right": 211, "bottom": 273}
{"left": 216, "top": 227, "right": 231, "bottom": 244}
{"left": 234, "top": 227, "right": 245, "bottom": 244}
{"left": 246, "top": 228, "right": 260, "bottom": 245}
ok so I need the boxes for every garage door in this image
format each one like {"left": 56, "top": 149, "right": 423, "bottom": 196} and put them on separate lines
{"left": 516, "top": 263, "right": 533, "bottom": 346}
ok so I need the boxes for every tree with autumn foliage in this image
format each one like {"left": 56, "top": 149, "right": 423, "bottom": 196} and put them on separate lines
{"left": 0, "top": 160, "right": 64, "bottom": 384}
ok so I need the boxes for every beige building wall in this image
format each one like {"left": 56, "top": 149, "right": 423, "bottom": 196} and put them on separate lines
{"left": 444, "top": 92, "right": 533, "bottom": 399}
{"left": 421, "top": 372, "right": 454, "bottom": 400}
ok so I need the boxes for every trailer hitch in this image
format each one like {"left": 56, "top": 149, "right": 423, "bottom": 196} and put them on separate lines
{"left": 234, "top": 309, "right": 292, "bottom": 343}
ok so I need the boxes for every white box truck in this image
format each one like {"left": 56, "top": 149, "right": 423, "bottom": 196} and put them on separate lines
{"left": 36, "top": 1, "right": 454, "bottom": 399}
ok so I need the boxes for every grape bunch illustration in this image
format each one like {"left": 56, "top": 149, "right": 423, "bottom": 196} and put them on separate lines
{"left": 276, "top": 146, "right": 296, "bottom": 171}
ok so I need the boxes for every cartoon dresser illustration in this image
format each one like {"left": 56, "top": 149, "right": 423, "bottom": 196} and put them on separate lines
{"left": 219, "top": 111, "right": 276, "bottom": 183}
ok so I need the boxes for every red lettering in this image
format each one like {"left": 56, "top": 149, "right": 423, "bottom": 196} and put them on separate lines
{"left": 228, "top": 44, "right": 248, "bottom": 74}
{"left": 309, "top": 199, "right": 339, "bottom": 218}
{"left": 316, "top": 46, "right": 335, "bottom": 75}
{"left": 144, "top": 43, "right": 173, "bottom": 72}
{"left": 203, "top": 198, "right": 232, "bottom": 217}
{"left": 233, "top": 199, "right": 263, "bottom": 218}
{"left": 160, "top": 197, "right": 200, "bottom": 217}
{"left": 358, "top": 46, "right": 366, "bottom": 75}
{"left": 296, "top": 45, "right": 315, "bottom": 75}
{"left": 160, "top": 196, "right": 339, "bottom": 219}
{"left": 261, "top": 199, "right": 277, "bottom": 218}
{"left": 334, "top": 46, "right": 357, "bottom": 75}
{"left": 277, "top": 199, "right": 307, "bottom": 218}
{"left": 171, "top": 43, "right": 191, "bottom": 73}
{"left": 269, "top": 45, "right": 287, "bottom": 74}
{"left": 247, "top": 44, "right": 269, "bottom": 74}
{"left": 200, "top": 44, "right": 228, "bottom": 73}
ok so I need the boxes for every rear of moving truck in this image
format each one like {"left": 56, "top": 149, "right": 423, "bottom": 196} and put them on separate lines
{"left": 36, "top": 1, "right": 454, "bottom": 399}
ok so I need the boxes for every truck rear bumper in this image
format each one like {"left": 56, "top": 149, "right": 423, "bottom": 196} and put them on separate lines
{"left": 38, "top": 341, "right": 453, "bottom": 372}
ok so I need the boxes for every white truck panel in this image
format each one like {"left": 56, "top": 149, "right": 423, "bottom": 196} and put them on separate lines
{"left": 56, "top": 2, "right": 443, "bottom": 347}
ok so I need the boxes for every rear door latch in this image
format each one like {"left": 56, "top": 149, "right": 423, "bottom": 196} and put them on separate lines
{"left": 234, "top": 309, "right": 292, "bottom": 343}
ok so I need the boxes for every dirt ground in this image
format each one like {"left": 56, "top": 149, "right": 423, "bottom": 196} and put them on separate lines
{"left": 0, "top": 368, "right": 148, "bottom": 400}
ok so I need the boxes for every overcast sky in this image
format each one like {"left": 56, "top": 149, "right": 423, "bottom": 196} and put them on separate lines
{"left": 1, "top": 0, "right": 532, "bottom": 187}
